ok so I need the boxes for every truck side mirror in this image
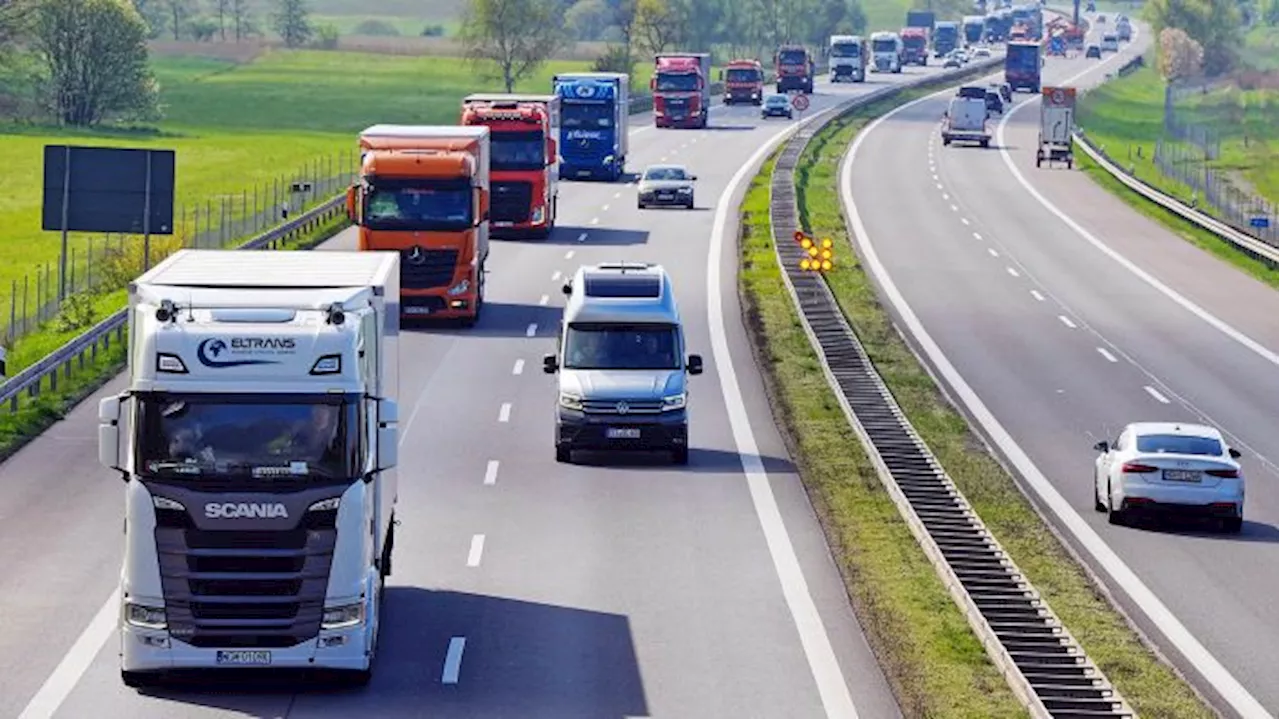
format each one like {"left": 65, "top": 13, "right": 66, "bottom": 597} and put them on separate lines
{"left": 345, "top": 185, "right": 358, "bottom": 222}
{"left": 562, "top": 281, "right": 573, "bottom": 296}
{"left": 547, "top": 137, "right": 557, "bottom": 163}
{"left": 98, "top": 395, "right": 123, "bottom": 473}
{"left": 649, "top": 77, "right": 656, "bottom": 91}
{"left": 543, "top": 354, "right": 558, "bottom": 374}
{"left": 1093, "top": 440, "right": 1109, "bottom": 452}
{"left": 474, "top": 187, "right": 489, "bottom": 225}
{"left": 687, "top": 354, "right": 703, "bottom": 375}
{"left": 376, "top": 398, "right": 399, "bottom": 471}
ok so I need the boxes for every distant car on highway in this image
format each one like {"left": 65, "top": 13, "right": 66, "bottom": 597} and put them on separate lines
{"left": 761, "top": 93, "right": 794, "bottom": 119}
{"left": 984, "top": 87, "right": 1004, "bottom": 116}
{"left": 636, "top": 164, "right": 697, "bottom": 209}
{"left": 1101, "top": 33, "right": 1119, "bottom": 52}
{"left": 996, "top": 81, "right": 1013, "bottom": 102}
{"left": 1085, "top": 44, "right": 1102, "bottom": 59}
{"left": 1093, "top": 422, "right": 1245, "bottom": 533}
{"left": 943, "top": 54, "right": 963, "bottom": 68}
{"left": 972, "top": 46, "right": 992, "bottom": 58}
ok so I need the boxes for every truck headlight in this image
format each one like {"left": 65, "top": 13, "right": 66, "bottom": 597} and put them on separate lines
{"left": 447, "top": 279, "right": 470, "bottom": 296}
{"left": 125, "top": 603, "right": 167, "bottom": 630}
{"left": 321, "top": 602, "right": 364, "bottom": 630}
{"left": 558, "top": 392, "right": 584, "bottom": 411}
{"left": 662, "top": 393, "right": 687, "bottom": 411}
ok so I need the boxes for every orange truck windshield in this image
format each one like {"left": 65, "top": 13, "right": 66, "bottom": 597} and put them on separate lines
{"left": 363, "top": 180, "right": 472, "bottom": 231}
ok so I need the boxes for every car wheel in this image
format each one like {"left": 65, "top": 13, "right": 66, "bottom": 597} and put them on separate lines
{"left": 555, "top": 446, "right": 572, "bottom": 463}
{"left": 672, "top": 447, "right": 689, "bottom": 465}
{"left": 1093, "top": 476, "right": 1106, "bottom": 512}
{"left": 121, "top": 670, "right": 152, "bottom": 689}
{"left": 1105, "top": 481, "right": 1126, "bottom": 525}
{"left": 1222, "top": 516, "right": 1243, "bottom": 533}
{"left": 637, "top": 201, "right": 645, "bottom": 209}
{"left": 686, "top": 195, "right": 694, "bottom": 209}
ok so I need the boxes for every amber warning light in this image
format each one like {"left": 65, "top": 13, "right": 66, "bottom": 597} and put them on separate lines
{"left": 794, "top": 231, "right": 834, "bottom": 272}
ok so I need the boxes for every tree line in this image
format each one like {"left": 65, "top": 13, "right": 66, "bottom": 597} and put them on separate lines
{"left": 460, "top": 0, "right": 874, "bottom": 92}
{"left": 0, "top": 0, "right": 320, "bottom": 127}
{"left": 1145, "top": 0, "right": 1272, "bottom": 79}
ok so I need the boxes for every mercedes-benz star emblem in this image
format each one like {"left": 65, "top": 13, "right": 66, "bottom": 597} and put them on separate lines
{"left": 616, "top": 401, "right": 629, "bottom": 414}
{"left": 407, "top": 246, "right": 426, "bottom": 265}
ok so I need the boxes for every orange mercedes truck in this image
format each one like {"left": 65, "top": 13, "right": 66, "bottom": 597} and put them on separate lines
{"left": 460, "top": 93, "right": 560, "bottom": 239}
{"left": 347, "top": 125, "right": 491, "bottom": 326}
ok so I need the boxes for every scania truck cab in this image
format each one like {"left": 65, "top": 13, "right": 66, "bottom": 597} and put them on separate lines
{"left": 543, "top": 262, "right": 704, "bottom": 465}
{"left": 829, "top": 35, "right": 867, "bottom": 82}
{"left": 97, "top": 249, "right": 402, "bottom": 688}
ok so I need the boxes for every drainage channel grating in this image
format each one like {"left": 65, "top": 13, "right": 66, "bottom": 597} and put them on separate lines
{"left": 764, "top": 93, "right": 1136, "bottom": 719}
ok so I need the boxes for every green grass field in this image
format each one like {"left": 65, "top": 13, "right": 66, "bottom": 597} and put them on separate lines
{"left": 1077, "top": 63, "right": 1279, "bottom": 208}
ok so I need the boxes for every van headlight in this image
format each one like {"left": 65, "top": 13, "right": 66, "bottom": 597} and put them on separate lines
{"left": 447, "top": 279, "right": 470, "bottom": 296}
{"left": 662, "top": 393, "right": 687, "bottom": 411}
{"left": 558, "top": 392, "right": 584, "bottom": 411}
{"left": 125, "top": 603, "right": 167, "bottom": 630}
{"left": 321, "top": 602, "right": 364, "bottom": 630}
{"left": 677, "top": 187, "right": 692, "bottom": 194}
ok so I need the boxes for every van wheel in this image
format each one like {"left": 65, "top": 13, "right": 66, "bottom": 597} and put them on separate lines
{"left": 672, "top": 447, "right": 689, "bottom": 465}
{"left": 1222, "top": 516, "right": 1243, "bottom": 533}
{"left": 121, "top": 670, "right": 150, "bottom": 689}
{"left": 555, "top": 446, "right": 572, "bottom": 463}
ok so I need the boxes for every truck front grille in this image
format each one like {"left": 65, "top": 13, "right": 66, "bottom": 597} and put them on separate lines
{"left": 400, "top": 248, "right": 459, "bottom": 290}
{"left": 492, "top": 181, "right": 533, "bottom": 223}
{"left": 153, "top": 508, "right": 338, "bottom": 649}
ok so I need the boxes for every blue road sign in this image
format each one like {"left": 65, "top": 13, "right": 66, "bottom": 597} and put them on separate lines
{"left": 1249, "top": 216, "right": 1270, "bottom": 229}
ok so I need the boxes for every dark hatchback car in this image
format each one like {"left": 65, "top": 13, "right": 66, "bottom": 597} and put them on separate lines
{"left": 761, "top": 94, "right": 793, "bottom": 118}
{"left": 985, "top": 88, "right": 1004, "bottom": 115}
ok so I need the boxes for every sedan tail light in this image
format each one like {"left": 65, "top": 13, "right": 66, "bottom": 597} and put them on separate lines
{"left": 1205, "top": 468, "right": 1239, "bottom": 478}
{"left": 1121, "top": 462, "right": 1158, "bottom": 473}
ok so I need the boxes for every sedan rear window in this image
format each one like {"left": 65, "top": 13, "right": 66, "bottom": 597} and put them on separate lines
{"left": 1135, "top": 434, "right": 1223, "bottom": 456}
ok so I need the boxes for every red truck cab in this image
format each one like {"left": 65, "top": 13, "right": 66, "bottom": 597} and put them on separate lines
{"left": 900, "top": 26, "right": 930, "bottom": 65}
{"left": 774, "top": 45, "right": 814, "bottom": 93}
{"left": 460, "top": 93, "right": 560, "bottom": 239}
{"left": 721, "top": 58, "right": 765, "bottom": 105}
{"left": 651, "top": 53, "right": 712, "bottom": 129}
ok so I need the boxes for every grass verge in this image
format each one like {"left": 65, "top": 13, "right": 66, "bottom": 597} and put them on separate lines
{"left": 738, "top": 79, "right": 1218, "bottom": 716}
{"left": 0, "top": 213, "right": 352, "bottom": 463}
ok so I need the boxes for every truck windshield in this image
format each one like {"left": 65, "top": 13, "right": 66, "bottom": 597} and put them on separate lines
{"left": 725, "top": 68, "right": 761, "bottom": 82}
{"left": 562, "top": 102, "right": 614, "bottom": 128}
{"left": 872, "top": 39, "right": 897, "bottom": 52}
{"left": 492, "top": 130, "right": 545, "bottom": 171}
{"left": 364, "top": 179, "right": 472, "bottom": 231}
{"left": 655, "top": 73, "right": 699, "bottom": 92}
{"left": 777, "top": 50, "right": 806, "bottom": 64}
{"left": 831, "top": 43, "right": 861, "bottom": 57}
{"left": 936, "top": 28, "right": 957, "bottom": 40}
{"left": 563, "top": 323, "right": 681, "bottom": 370}
{"left": 135, "top": 393, "right": 361, "bottom": 482}
{"left": 902, "top": 35, "right": 926, "bottom": 48}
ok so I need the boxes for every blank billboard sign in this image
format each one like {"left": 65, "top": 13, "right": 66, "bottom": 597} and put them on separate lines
{"left": 41, "top": 145, "right": 176, "bottom": 235}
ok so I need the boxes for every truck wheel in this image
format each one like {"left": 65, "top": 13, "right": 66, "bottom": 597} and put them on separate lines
{"left": 1066, "top": 157, "right": 1073, "bottom": 169}
{"left": 1036, "top": 154, "right": 1043, "bottom": 167}
{"left": 555, "top": 446, "right": 572, "bottom": 463}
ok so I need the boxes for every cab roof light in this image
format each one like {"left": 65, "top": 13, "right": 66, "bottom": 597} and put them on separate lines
{"left": 156, "top": 353, "right": 189, "bottom": 374}
{"left": 310, "top": 354, "right": 342, "bottom": 375}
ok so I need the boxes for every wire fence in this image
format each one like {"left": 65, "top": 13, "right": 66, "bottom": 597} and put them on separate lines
{"left": 1, "top": 151, "right": 359, "bottom": 346}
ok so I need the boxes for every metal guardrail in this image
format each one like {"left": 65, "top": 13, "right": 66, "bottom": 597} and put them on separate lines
{"left": 763, "top": 58, "right": 1135, "bottom": 718}
{"left": 1072, "top": 131, "right": 1280, "bottom": 266}
{"left": 0, "top": 195, "right": 348, "bottom": 413}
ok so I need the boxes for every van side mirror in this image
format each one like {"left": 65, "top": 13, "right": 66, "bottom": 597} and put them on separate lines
{"left": 98, "top": 395, "right": 123, "bottom": 473}
{"left": 690, "top": 174, "right": 698, "bottom": 181}
{"left": 1093, "top": 440, "right": 1109, "bottom": 452}
{"left": 345, "top": 185, "right": 358, "bottom": 222}
{"left": 1228, "top": 447, "right": 1242, "bottom": 459}
{"left": 543, "top": 354, "right": 558, "bottom": 374}
{"left": 687, "top": 354, "right": 703, "bottom": 375}
{"left": 376, "top": 398, "right": 399, "bottom": 472}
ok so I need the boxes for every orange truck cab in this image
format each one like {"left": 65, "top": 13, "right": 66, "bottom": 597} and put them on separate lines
{"left": 720, "top": 59, "right": 765, "bottom": 105}
{"left": 460, "top": 93, "right": 560, "bottom": 240}
{"left": 347, "top": 124, "right": 491, "bottom": 325}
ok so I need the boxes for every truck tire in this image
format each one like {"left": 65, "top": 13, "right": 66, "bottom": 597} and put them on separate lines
{"left": 555, "top": 446, "right": 572, "bottom": 463}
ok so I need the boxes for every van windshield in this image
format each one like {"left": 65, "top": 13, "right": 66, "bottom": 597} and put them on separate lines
{"left": 563, "top": 323, "right": 680, "bottom": 370}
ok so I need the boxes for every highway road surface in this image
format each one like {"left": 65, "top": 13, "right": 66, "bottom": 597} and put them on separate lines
{"left": 844, "top": 15, "right": 1278, "bottom": 718}
{"left": 0, "top": 63, "right": 967, "bottom": 719}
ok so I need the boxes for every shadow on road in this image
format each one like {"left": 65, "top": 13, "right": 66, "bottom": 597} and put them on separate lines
{"left": 402, "top": 301, "right": 562, "bottom": 339}
{"left": 569, "top": 446, "right": 796, "bottom": 474}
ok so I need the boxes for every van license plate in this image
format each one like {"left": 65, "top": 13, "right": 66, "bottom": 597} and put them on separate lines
{"left": 1163, "top": 470, "right": 1201, "bottom": 482}
{"left": 606, "top": 428, "right": 641, "bottom": 439}
{"left": 216, "top": 650, "right": 271, "bottom": 666}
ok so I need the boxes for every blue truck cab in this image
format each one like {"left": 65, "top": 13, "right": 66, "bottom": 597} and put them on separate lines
{"left": 552, "top": 72, "right": 631, "bottom": 182}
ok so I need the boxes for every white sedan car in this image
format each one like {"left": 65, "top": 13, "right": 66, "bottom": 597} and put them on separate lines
{"left": 1093, "top": 422, "right": 1245, "bottom": 532}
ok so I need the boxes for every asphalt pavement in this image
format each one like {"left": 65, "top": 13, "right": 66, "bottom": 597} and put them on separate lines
{"left": 844, "top": 17, "right": 1279, "bottom": 717}
{"left": 0, "top": 64, "right": 961, "bottom": 719}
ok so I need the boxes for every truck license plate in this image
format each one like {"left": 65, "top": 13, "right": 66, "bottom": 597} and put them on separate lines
{"left": 1163, "top": 469, "right": 1201, "bottom": 482}
{"left": 216, "top": 650, "right": 271, "bottom": 666}
{"left": 606, "top": 427, "right": 641, "bottom": 439}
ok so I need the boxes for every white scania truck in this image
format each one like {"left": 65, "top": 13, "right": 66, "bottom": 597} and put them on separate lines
{"left": 97, "top": 248, "right": 402, "bottom": 686}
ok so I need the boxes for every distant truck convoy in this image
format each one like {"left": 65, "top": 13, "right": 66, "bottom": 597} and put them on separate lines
{"left": 349, "top": 124, "right": 491, "bottom": 325}
{"left": 99, "top": 248, "right": 402, "bottom": 688}
{"left": 652, "top": 52, "right": 713, "bottom": 128}
{"left": 870, "top": 31, "right": 904, "bottom": 73}
{"left": 774, "top": 44, "right": 816, "bottom": 93}
{"left": 721, "top": 58, "right": 765, "bottom": 105}
{"left": 460, "top": 93, "right": 560, "bottom": 240}
{"left": 553, "top": 72, "right": 629, "bottom": 182}
{"left": 900, "top": 26, "right": 930, "bottom": 65}
{"left": 933, "top": 21, "right": 961, "bottom": 56}
{"left": 906, "top": 8, "right": 937, "bottom": 31}
{"left": 828, "top": 35, "right": 868, "bottom": 82}
{"left": 1005, "top": 40, "right": 1042, "bottom": 93}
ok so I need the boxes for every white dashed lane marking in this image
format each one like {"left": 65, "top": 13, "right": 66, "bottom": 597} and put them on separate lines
{"left": 1058, "top": 315, "right": 1077, "bottom": 329}
{"left": 1144, "top": 385, "right": 1171, "bottom": 404}
{"left": 1097, "top": 347, "right": 1118, "bottom": 363}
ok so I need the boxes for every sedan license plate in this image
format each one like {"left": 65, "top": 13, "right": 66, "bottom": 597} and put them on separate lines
{"left": 1163, "top": 469, "right": 1201, "bottom": 482}
{"left": 216, "top": 650, "right": 271, "bottom": 666}
{"left": 606, "top": 427, "right": 641, "bottom": 439}
{"left": 404, "top": 306, "right": 431, "bottom": 315}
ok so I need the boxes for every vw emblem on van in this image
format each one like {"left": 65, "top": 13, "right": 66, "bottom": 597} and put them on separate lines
{"left": 407, "top": 246, "right": 427, "bottom": 265}
{"left": 615, "top": 401, "right": 629, "bottom": 414}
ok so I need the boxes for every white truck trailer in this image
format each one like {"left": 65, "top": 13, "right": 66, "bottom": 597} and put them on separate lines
{"left": 1036, "top": 86, "right": 1075, "bottom": 168}
{"left": 97, "top": 248, "right": 402, "bottom": 687}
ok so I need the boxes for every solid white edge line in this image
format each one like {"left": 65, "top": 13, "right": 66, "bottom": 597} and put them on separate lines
{"left": 484, "top": 459, "right": 500, "bottom": 485}
{"left": 16, "top": 587, "right": 120, "bottom": 719}
{"left": 708, "top": 103, "right": 861, "bottom": 719}
{"left": 441, "top": 636, "right": 466, "bottom": 684}
{"left": 1143, "top": 385, "right": 1170, "bottom": 404}
{"left": 841, "top": 65, "right": 1275, "bottom": 719}
{"left": 466, "top": 534, "right": 486, "bottom": 567}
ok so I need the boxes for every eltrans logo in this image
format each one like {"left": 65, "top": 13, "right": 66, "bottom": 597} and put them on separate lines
{"left": 196, "top": 337, "right": 297, "bottom": 369}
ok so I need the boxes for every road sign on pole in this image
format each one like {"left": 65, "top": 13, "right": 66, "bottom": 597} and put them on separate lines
{"left": 791, "top": 93, "right": 810, "bottom": 112}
